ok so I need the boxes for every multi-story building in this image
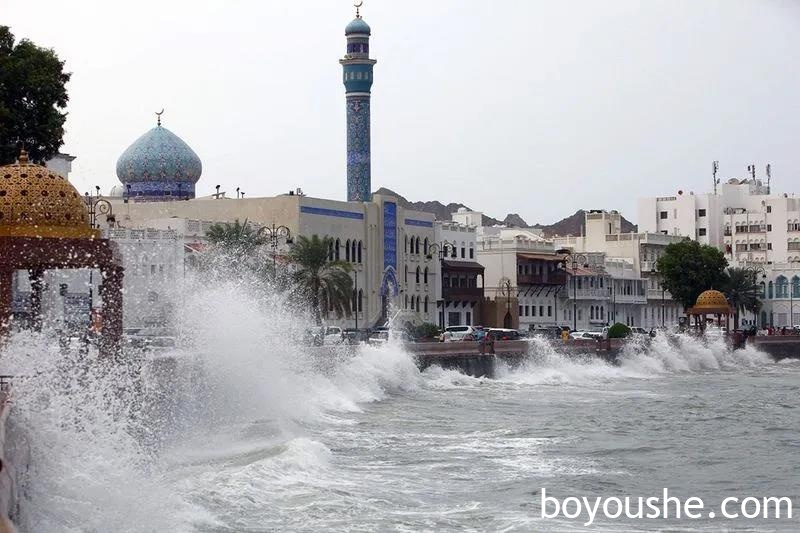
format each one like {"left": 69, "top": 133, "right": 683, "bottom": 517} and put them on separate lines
{"left": 553, "top": 210, "right": 684, "bottom": 329}
{"left": 639, "top": 173, "right": 800, "bottom": 327}
{"left": 433, "top": 215, "right": 484, "bottom": 328}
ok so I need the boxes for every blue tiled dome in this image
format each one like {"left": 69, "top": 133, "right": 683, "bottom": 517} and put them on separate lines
{"left": 345, "top": 17, "right": 371, "bottom": 35}
{"left": 116, "top": 125, "right": 202, "bottom": 185}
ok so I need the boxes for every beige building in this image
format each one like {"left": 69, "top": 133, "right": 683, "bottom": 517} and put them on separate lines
{"left": 108, "top": 191, "right": 437, "bottom": 329}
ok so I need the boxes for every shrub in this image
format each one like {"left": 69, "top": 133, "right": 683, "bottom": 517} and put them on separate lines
{"left": 414, "top": 322, "right": 440, "bottom": 339}
{"left": 607, "top": 323, "right": 632, "bottom": 339}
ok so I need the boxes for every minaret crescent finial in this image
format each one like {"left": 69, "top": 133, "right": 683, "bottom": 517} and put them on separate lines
{"left": 155, "top": 108, "right": 165, "bottom": 126}
{"left": 354, "top": 1, "right": 363, "bottom": 18}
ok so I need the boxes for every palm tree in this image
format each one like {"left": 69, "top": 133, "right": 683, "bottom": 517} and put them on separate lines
{"left": 724, "top": 267, "right": 760, "bottom": 330}
{"left": 206, "top": 219, "right": 267, "bottom": 252}
{"left": 288, "top": 235, "right": 353, "bottom": 325}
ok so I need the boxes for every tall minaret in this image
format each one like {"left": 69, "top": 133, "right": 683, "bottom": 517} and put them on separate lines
{"left": 340, "top": 2, "right": 377, "bottom": 202}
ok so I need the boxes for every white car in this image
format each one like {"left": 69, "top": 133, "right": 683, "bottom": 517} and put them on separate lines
{"left": 322, "top": 326, "right": 344, "bottom": 345}
{"left": 569, "top": 331, "right": 601, "bottom": 340}
{"left": 441, "top": 325, "right": 478, "bottom": 342}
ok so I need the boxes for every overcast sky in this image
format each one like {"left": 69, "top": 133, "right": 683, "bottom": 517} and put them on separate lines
{"left": 5, "top": 0, "right": 800, "bottom": 224}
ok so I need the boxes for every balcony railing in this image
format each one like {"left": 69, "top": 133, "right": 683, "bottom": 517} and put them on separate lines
{"left": 442, "top": 286, "right": 483, "bottom": 300}
{"left": 564, "top": 288, "right": 610, "bottom": 300}
{"left": 517, "top": 273, "right": 567, "bottom": 285}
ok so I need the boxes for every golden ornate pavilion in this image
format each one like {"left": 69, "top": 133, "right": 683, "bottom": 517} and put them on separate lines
{"left": 0, "top": 150, "right": 124, "bottom": 354}
{"left": 687, "top": 289, "right": 733, "bottom": 331}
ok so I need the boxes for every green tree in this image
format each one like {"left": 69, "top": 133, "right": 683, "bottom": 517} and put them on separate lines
{"left": 206, "top": 219, "right": 267, "bottom": 253}
{"left": 724, "top": 267, "right": 762, "bottom": 330}
{"left": 0, "top": 26, "right": 71, "bottom": 164}
{"left": 607, "top": 323, "right": 631, "bottom": 339}
{"left": 288, "top": 235, "right": 353, "bottom": 325}
{"left": 656, "top": 240, "right": 729, "bottom": 313}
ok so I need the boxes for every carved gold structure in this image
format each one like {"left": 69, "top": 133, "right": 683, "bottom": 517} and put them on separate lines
{"left": 0, "top": 150, "right": 100, "bottom": 239}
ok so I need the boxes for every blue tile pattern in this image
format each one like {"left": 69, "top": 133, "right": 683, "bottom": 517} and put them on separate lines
{"left": 346, "top": 96, "right": 372, "bottom": 202}
{"left": 116, "top": 125, "right": 202, "bottom": 200}
{"left": 345, "top": 17, "right": 371, "bottom": 35}
{"left": 404, "top": 218, "right": 433, "bottom": 228}
{"left": 383, "top": 201, "right": 397, "bottom": 272}
{"left": 300, "top": 206, "right": 364, "bottom": 220}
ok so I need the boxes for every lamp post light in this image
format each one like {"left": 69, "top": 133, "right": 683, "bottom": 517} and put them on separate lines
{"left": 426, "top": 242, "right": 455, "bottom": 329}
{"left": 556, "top": 249, "right": 588, "bottom": 332}
{"left": 746, "top": 265, "right": 767, "bottom": 328}
{"left": 649, "top": 267, "right": 666, "bottom": 328}
{"left": 84, "top": 188, "right": 113, "bottom": 229}
{"left": 259, "top": 223, "right": 293, "bottom": 279}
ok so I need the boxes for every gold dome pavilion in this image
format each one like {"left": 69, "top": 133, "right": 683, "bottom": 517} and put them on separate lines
{"left": 0, "top": 150, "right": 98, "bottom": 239}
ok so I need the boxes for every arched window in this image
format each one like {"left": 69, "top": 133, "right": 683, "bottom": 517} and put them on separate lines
{"left": 590, "top": 306, "right": 595, "bottom": 320}
{"left": 768, "top": 281, "right": 774, "bottom": 299}
{"left": 352, "top": 289, "right": 357, "bottom": 312}
{"left": 461, "top": 241, "right": 466, "bottom": 259}
{"left": 424, "top": 296, "right": 429, "bottom": 313}
{"left": 415, "top": 266, "right": 421, "bottom": 284}
{"left": 416, "top": 295, "right": 421, "bottom": 312}
{"left": 410, "top": 295, "right": 415, "bottom": 310}
{"left": 424, "top": 267, "right": 429, "bottom": 284}
{"left": 404, "top": 265, "right": 408, "bottom": 283}
{"left": 334, "top": 239, "right": 341, "bottom": 261}
{"left": 776, "top": 276, "right": 788, "bottom": 298}
{"left": 469, "top": 243, "right": 474, "bottom": 259}
{"left": 404, "top": 235, "right": 408, "bottom": 254}
{"left": 405, "top": 295, "right": 408, "bottom": 309}
{"left": 423, "top": 237, "right": 429, "bottom": 255}
{"left": 792, "top": 276, "right": 800, "bottom": 297}
{"left": 601, "top": 307, "right": 605, "bottom": 319}
{"left": 345, "top": 239, "right": 351, "bottom": 262}
{"left": 357, "top": 241, "right": 362, "bottom": 263}
{"left": 415, "top": 237, "right": 421, "bottom": 255}
{"left": 328, "top": 241, "right": 334, "bottom": 261}
{"left": 358, "top": 289, "right": 363, "bottom": 312}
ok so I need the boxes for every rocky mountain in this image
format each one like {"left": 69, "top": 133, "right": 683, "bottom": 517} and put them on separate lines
{"left": 372, "top": 187, "right": 637, "bottom": 236}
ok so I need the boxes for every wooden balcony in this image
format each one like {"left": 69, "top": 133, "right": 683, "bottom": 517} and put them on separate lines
{"left": 442, "top": 286, "right": 483, "bottom": 300}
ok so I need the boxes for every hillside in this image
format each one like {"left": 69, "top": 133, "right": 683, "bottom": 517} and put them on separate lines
{"left": 372, "top": 187, "right": 637, "bottom": 236}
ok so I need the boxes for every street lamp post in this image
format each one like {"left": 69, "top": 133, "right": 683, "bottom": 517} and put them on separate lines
{"left": 83, "top": 188, "right": 114, "bottom": 332}
{"left": 650, "top": 267, "right": 666, "bottom": 328}
{"left": 427, "top": 242, "right": 454, "bottom": 329}
{"left": 746, "top": 266, "right": 767, "bottom": 328}
{"left": 259, "top": 223, "right": 293, "bottom": 279}
{"left": 556, "top": 249, "right": 588, "bottom": 332}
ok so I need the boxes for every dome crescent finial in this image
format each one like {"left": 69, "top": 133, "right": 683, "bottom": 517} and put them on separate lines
{"left": 155, "top": 108, "right": 164, "bottom": 127}
{"left": 354, "top": 1, "right": 363, "bottom": 18}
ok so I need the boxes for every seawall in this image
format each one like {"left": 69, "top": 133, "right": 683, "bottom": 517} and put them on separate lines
{"left": 0, "top": 377, "right": 26, "bottom": 532}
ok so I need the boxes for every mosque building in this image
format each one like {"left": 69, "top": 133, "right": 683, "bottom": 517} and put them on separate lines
{"left": 96, "top": 6, "right": 438, "bottom": 330}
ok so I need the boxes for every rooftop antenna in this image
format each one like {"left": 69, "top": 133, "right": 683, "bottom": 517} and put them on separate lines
{"left": 712, "top": 160, "right": 720, "bottom": 195}
{"left": 155, "top": 108, "right": 164, "bottom": 126}
{"left": 766, "top": 163, "right": 771, "bottom": 193}
{"left": 354, "top": 0, "right": 363, "bottom": 18}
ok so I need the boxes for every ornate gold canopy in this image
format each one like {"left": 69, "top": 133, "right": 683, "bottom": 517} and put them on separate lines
{"left": 0, "top": 150, "right": 99, "bottom": 239}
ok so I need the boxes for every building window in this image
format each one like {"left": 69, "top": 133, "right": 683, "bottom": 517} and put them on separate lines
{"left": 524, "top": 305, "right": 530, "bottom": 316}
{"left": 698, "top": 228, "right": 707, "bottom": 236}
{"left": 423, "top": 267, "right": 428, "bottom": 284}
{"left": 532, "top": 306, "right": 536, "bottom": 317}
{"left": 767, "top": 243, "right": 772, "bottom": 250}
{"left": 423, "top": 238, "right": 429, "bottom": 255}
{"left": 358, "top": 289, "right": 363, "bottom": 312}
{"left": 766, "top": 205, "right": 772, "bottom": 213}
{"left": 660, "top": 211, "right": 668, "bottom": 220}
{"left": 698, "top": 209, "right": 706, "bottom": 217}
{"left": 539, "top": 305, "right": 544, "bottom": 316}
{"left": 461, "top": 246, "right": 465, "bottom": 259}
{"left": 424, "top": 296, "right": 429, "bottom": 313}
{"left": 767, "top": 224, "right": 772, "bottom": 232}
{"left": 547, "top": 305, "right": 552, "bottom": 317}
{"left": 519, "top": 305, "right": 524, "bottom": 316}
{"left": 469, "top": 246, "right": 474, "bottom": 259}
{"left": 415, "top": 266, "right": 420, "bottom": 284}
{"left": 345, "top": 239, "right": 351, "bottom": 262}
{"left": 358, "top": 241, "right": 363, "bottom": 263}
{"left": 335, "top": 239, "right": 341, "bottom": 261}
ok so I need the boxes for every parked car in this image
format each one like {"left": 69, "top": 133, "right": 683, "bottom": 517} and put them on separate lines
{"left": 322, "top": 326, "right": 345, "bottom": 345}
{"left": 367, "top": 328, "right": 412, "bottom": 346}
{"left": 486, "top": 328, "right": 521, "bottom": 341}
{"left": 441, "top": 325, "right": 479, "bottom": 342}
{"left": 530, "top": 326, "right": 567, "bottom": 338}
{"left": 569, "top": 331, "right": 601, "bottom": 340}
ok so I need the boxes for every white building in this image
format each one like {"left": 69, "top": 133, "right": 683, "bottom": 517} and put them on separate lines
{"left": 434, "top": 214, "right": 483, "bottom": 328}
{"left": 639, "top": 174, "right": 800, "bottom": 327}
{"left": 553, "top": 210, "right": 684, "bottom": 329}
